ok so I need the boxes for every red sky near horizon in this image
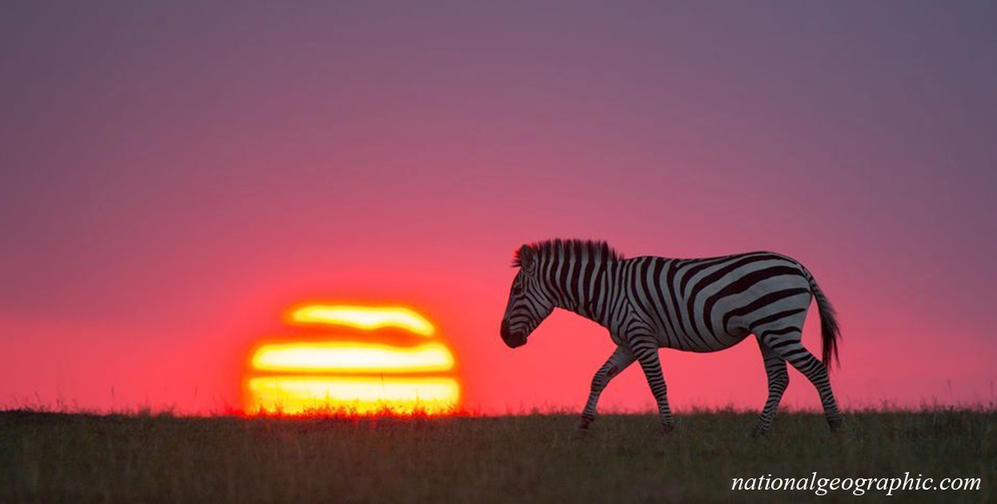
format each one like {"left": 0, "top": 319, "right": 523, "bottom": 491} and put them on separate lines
{"left": 2, "top": 2, "right": 995, "bottom": 415}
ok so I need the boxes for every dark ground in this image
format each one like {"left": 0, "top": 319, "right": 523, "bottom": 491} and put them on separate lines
{"left": 1, "top": 408, "right": 992, "bottom": 503}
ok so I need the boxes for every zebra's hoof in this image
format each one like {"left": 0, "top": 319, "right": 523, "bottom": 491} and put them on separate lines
{"left": 750, "top": 426, "right": 768, "bottom": 438}
{"left": 573, "top": 427, "right": 590, "bottom": 439}
{"left": 828, "top": 417, "right": 844, "bottom": 433}
{"left": 660, "top": 423, "right": 675, "bottom": 434}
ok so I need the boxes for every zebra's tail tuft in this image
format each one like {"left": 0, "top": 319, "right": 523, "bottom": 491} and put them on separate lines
{"left": 806, "top": 270, "right": 841, "bottom": 372}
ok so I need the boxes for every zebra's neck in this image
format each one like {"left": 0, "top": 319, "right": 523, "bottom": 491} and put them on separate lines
{"left": 540, "top": 252, "right": 622, "bottom": 328}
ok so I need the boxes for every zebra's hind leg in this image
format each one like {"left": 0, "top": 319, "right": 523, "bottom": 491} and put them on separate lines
{"left": 751, "top": 336, "right": 789, "bottom": 437}
{"left": 763, "top": 332, "right": 842, "bottom": 432}
{"left": 577, "top": 346, "right": 635, "bottom": 437}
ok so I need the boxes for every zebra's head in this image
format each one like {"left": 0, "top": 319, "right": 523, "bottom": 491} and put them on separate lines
{"left": 501, "top": 244, "right": 555, "bottom": 348}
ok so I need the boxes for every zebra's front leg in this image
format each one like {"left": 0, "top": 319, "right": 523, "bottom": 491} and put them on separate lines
{"left": 752, "top": 336, "right": 789, "bottom": 437}
{"left": 577, "top": 346, "right": 635, "bottom": 435}
{"left": 630, "top": 336, "right": 675, "bottom": 434}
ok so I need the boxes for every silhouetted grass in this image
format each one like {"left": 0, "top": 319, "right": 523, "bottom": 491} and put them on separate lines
{"left": 0, "top": 407, "right": 992, "bottom": 503}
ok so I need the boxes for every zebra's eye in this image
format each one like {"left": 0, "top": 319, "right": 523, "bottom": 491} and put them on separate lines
{"left": 512, "top": 284, "right": 524, "bottom": 296}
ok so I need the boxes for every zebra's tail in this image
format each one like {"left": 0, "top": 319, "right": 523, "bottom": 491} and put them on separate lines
{"left": 805, "top": 269, "right": 841, "bottom": 371}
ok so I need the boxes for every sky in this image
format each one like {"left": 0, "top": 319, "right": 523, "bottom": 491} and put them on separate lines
{"left": 2, "top": 1, "right": 995, "bottom": 415}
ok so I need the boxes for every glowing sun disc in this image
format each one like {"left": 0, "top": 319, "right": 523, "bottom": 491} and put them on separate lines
{"left": 245, "top": 376, "right": 460, "bottom": 415}
{"left": 251, "top": 341, "right": 455, "bottom": 373}
{"left": 287, "top": 305, "right": 435, "bottom": 336}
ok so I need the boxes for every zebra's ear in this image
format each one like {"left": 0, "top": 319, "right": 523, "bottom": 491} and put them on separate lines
{"left": 517, "top": 244, "right": 536, "bottom": 272}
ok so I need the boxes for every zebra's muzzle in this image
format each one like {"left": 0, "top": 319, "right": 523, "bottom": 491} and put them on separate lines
{"left": 500, "top": 319, "right": 527, "bottom": 348}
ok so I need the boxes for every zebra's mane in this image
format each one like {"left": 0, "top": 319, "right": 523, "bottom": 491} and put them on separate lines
{"left": 512, "top": 239, "right": 624, "bottom": 267}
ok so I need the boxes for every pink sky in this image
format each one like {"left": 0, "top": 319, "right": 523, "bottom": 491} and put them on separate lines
{"left": 1, "top": 2, "right": 995, "bottom": 414}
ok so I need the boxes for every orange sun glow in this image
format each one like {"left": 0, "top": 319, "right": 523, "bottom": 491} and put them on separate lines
{"left": 245, "top": 304, "right": 460, "bottom": 415}
{"left": 286, "top": 304, "right": 436, "bottom": 336}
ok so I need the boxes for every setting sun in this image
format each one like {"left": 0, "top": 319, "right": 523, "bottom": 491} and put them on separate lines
{"left": 245, "top": 304, "right": 460, "bottom": 415}
{"left": 251, "top": 341, "right": 455, "bottom": 373}
{"left": 286, "top": 304, "right": 436, "bottom": 336}
{"left": 245, "top": 376, "right": 460, "bottom": 415}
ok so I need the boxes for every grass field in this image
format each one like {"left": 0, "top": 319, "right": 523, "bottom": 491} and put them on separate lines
{"left": 1, "top": 408, "right": 992, "bottom": 503}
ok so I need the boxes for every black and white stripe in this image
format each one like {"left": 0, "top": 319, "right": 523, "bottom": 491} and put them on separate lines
{"left": 500, "top": 239, "right": 842, "bottom": 435}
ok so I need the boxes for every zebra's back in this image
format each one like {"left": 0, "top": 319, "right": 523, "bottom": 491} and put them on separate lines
{"left": 623, "top": 251, "right": 814, "bottom": 352}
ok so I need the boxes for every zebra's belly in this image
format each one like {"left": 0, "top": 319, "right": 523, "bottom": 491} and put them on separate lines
{"left": 654, "top": 326, "right": 752, "bottom": 352}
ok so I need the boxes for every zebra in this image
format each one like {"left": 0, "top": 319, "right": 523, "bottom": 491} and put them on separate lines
{"left": 499, "top": 239, "right": 842, "bottom": 436}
